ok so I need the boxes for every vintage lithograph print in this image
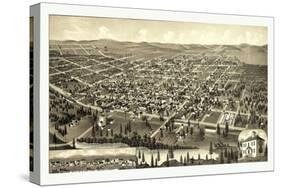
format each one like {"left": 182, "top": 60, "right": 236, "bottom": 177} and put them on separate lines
{"left": 49, "top": 15, "right": 268, "bottom": 173}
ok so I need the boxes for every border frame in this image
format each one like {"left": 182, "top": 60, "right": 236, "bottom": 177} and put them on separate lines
{"left": 31, "top": 2, "right": 274, "bottom": 185}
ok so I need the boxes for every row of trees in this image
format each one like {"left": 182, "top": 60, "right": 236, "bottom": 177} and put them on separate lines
{"left": 137, "top": 149, "right": 217, "bottom": 168}
{"left": 216, "top": 122, "right": 229, "bottom": 137}
{"left": 178, "top": 125, "right": 206, "bottom": 140}
{"left": 162, "top": 120, "right": 206, "bottom": 140}
{"left": 219, "top": 147, "right": 239, "bottom": 164}
{"left": 77, "top": 131, "right": 196, "bottom": 150}
{"left": 91, "top": 121, "right": 133, "bottom": 138}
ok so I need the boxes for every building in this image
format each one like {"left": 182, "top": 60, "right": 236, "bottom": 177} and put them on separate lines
{"left": 97, "top": 114, "right": 106, "bottom": 128}
{"left": 240, "top": 131, "right": 265, "bottom": 158}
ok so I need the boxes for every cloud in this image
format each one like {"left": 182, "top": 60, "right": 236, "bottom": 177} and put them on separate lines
{"left": 178, "top": 33, "right": 186, "bottom": 43}
{"left": 222, "top": 30, "right": 231, "bottom": 42}
{"left": 137, "top": 29, "right": 148, "bottom": 42}
{"left": 236, "top": 35, "right": 244, "bottom": 44}
{"left": 163, "top": 31, "right": 175, "bottom": 43}
{"left": 97, "top": 26, "right": 113, "bottom": 39}
{"left": 62, "top": 24, "right": 94, "bottom": 40}
{"left": 51, "top": 16, "right": 267, "bottom": 45}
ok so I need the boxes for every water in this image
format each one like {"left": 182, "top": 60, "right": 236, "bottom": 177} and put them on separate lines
{"left": 50, "top": 147, "right": 136, "bottom": 159}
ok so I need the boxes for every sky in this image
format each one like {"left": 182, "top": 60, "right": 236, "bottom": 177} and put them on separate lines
{"left": 49, "top": 15, "right": 267, "bottom": 45}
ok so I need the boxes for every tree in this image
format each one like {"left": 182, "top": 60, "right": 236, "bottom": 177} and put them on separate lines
{"left": 155, "top": 158, "right": 158, "bottom": 167}
{"left": 230, "top": 148, "right": 234, "bottom": 160}
{"left": 100, "top": 129, "right": 103, "bottom": 137}
{"left": 171, "top": 121, "right": 175, "bottom": 130}
{"left": 198, "top": 153, "right": 201, "bottom": 160}
{"left": 168, "top": 148, "right": 174, "bottom": 158}
{"left": 191, "top": 157, "right": 194, "bottom": 164}
{"left": 222, "top": 130, "right": 226, "bottom": 137}
{"left": 182, "top": 129, "right": 186, "bottom": 138}
{"left": 184, "top": 157, "right": 187, "bottom": 165}
{"left": 125, "top": 126, "right": 128, "bottom": 135}
{"left": 180, "top": 155, "right": 183, "bottom": 164}
{"left": 206, "top": 154, "right": 208, "bottom": 161}
{"left": 168, "top": 126, "right": 172, "bottom": 133}
{"left": 128, "top": 120, "right": 132, "bottom": 132}
{"left": 120, "top": 124, "right": 123, "bottom": 135}
{"left": 135, "top": 158, "right": 138, "bottom": 167}
{"left": 216, "top": 123, "right": 221, "bottom": 136}
{"left": 142, "top": 152, "right": 145, "bottom": 163}
{"left": 227, "top": 151, "right": 231, "bottom": 163}
{"left": 152, "top": 137, "right": 156, "bottom": 145}
{"left": 72, "top": 138, "right": 76, "bottom": 149}
{"left": 157, "top": 150, "right": 160, "bottom": 161}
{"left": 53, "top": 133, "right": 57, "bottom": 144}
{"left": 259, "top": 142, "right": 263, "bottom": 154}
{"left": 190, "top": 127, "right": 194, "bottom": 135}
{"left": 224, "top": 148, "right": 228, "bottom": 158}
{"left": 138, "top": 150, "right": 141, "bottom": 159}
{"left": 111, "top": 129, "right": 114, "bottom": 137}
{"left": 199, "top": 126, "right": 205, "bottom": 139}
{"left": 220, "top": 150, "right": 224, "bottom": 164}
{"left": 209, "top": 141, "right": 213, "bottom": 157}
{"left": 145, "top": 117, "right": 149, "bottom": 128}
{"left": 64, "top": 125, "right": 68, "bottom": 135}
{"left": 186, "top": 152, "right": 190, "bottom": 164}
{"left": 151, "top": 155, "right": 154, "bottom": 167}
{"left": 106, "top": 129, "right": 109, "bottom": 137}
{"left": 225, "top": 122, "right": 229, "bottom": 136}
{"left": 186, "top": 126, "right": 189, "bottom": 134}
{"left": 92, "top": 126, "right": 96, "bottom": 137}
{"left": 166, "top": 154, "right": 170, "bottom": 167}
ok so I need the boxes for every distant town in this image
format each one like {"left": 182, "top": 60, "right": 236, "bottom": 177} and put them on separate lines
{"left": 48, "top": 39, "right": 268, "bottom": 173}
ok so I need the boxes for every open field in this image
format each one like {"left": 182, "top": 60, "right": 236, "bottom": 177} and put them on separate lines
{"left": 203, "top": 111, "right": 222, "bottom": 124}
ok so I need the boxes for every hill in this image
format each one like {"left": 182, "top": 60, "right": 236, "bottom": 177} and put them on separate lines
{"left": 50, "top": 39, "right": 267, "bottom": 65}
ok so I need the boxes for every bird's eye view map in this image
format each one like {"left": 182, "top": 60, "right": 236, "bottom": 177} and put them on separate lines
{"left": 48, "top": 15, "right": 268, "bottom": 173}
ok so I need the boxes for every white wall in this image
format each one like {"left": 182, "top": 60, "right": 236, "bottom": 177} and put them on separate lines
{"left": 0, "top": 0, "right": 280, "bottom": 187}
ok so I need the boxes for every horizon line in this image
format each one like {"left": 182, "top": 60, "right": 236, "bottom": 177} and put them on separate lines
{"left": 49, "top": 38, "right": 268, "bottom": 47}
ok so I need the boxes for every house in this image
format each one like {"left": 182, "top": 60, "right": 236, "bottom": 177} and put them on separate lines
{"left": 69, "top": 119, "right": 79, "bottom": 127}
{"left": 97, "top": 115, "right": 106, "bottom": 128}
{"left": 240, "top": 131, "right": 265, "bottom": 158}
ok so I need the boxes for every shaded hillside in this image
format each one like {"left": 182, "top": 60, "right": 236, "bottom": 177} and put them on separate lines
{"left": 50, "top": 39, "right": 267, "bottom": 65}
{"left": 210, "top": 44, "right": 267, "bottom": 65}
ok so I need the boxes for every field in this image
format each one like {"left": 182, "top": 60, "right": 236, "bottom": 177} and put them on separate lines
{"left": 82, "top": 111, "right": 163, "bottom": 139}
{"left": 203, "top": 111, "right": 222, "bottom": 124}
{"left": 177, "top": 131, "right": 238, "bottom": 150}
